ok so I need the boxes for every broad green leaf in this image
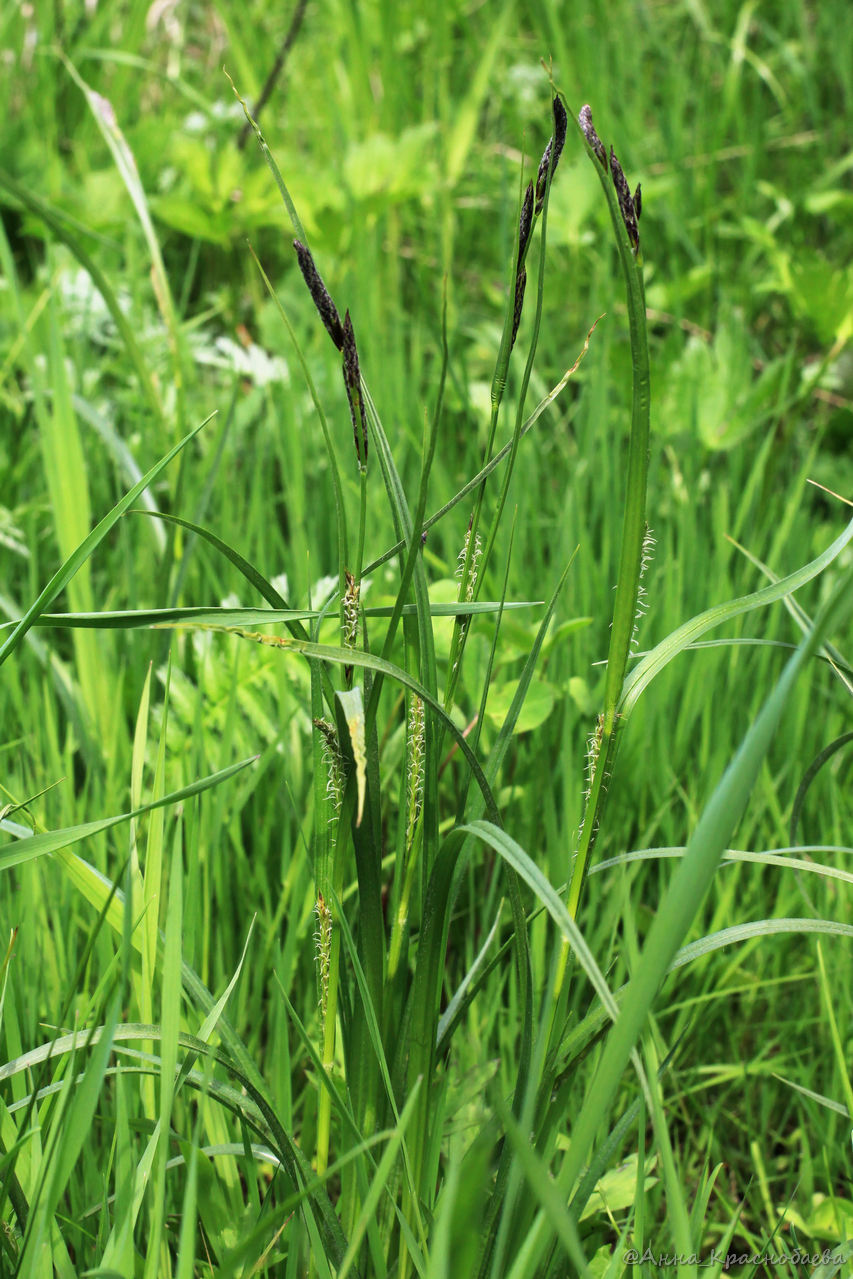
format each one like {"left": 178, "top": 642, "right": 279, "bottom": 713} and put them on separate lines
{"left": 484, "top": 677, "right": 557, "bottom": 734}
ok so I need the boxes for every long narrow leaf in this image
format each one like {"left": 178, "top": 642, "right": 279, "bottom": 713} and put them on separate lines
{"left": 0, "top": 418, "right": 210, "bottom": 669}
{"left": 541, "top": 560, "right": 853, "bottom": 1254}
{"left": 621, "top": 514, "right": 853, "bottom": 716}
{"left": 0, "top": 168, "right": 166, "bottom": 426}
{"left": 0, "top": 757, "right": 255, "bottom": 873}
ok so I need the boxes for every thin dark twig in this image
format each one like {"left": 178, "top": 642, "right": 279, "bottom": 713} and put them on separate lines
{"left": 237, "top": 0, "right": 310, "bottom": 150}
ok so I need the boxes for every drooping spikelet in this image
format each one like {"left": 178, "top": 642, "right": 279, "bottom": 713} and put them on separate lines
{"left": 578, "top": 104, "right": 607, "bottom": 169}
{"left": 535, "top": 96, "right": 568, "bottom": 213}
{"left": 511, "top": 266, "right": 527, "bottom": 347}
{"left": 342, "top": 311, "right": 368, "bottom": 468}
{"left": 517, "top": 181, "right": 535, "bottom": 263}
{"left": 292, "top": 240, "right": 345, "bottom": 350}
{"left": 609, "top": 147, "right": 640, "bottom": 252}
{"left": 577, "top": 106, "right": 642, "bottom": 254}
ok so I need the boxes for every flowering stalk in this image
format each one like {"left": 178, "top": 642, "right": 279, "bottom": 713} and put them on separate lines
{"left": 292, "top": 240, "right": 370, "bottom": 647}
{"left": 445, "top": 96, "right": 566, "bottom": 718}
{"left": 387, "top": 694, "right": 426, "bottom": 983}
{"left": 566, "top": 102, "right": 650, "bottom": 925}
{"left": 311, "top": 716, "right": 345, "bottom": 1177}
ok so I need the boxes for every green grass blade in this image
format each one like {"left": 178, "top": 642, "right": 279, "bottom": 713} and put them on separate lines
{"left": 568, "top": 98, "right": 651, "bottom": 917}
{"left": 435, "top": 903, "right": 503, "bottom": 1053}
{"left": 8, "top": 607, "right": 316, "bottom": 629}
{"left": 621, "top": 514, "right": 853, "bottom": 717}
{"left": 496, "top": 1101, "right": 589, "bottom": 1275}
{"left": 249, "top": 244, "right": 349, "bottom": 586}
{"left": 227, "top": 72, "right": 308, "bottom": 243}
{"left": 7, "top": 601, "right": 541, "bottom": 633}
{"left": 337, "top": 1082, "right": 422, "bottom": 1279}
{"left": 0, "top": 168, "right": 166, "bottom": 425}
{"left": 361, "top": 321, "right": 598, "bottom": 578}
{"left": 791, "top": 730, "right": 853, "bottom": 843}
{"left": 62, "top": 55, "right": 182, "bottom": 390}
{"left": 483, "top": 556, "right": 574, "bottom": 801}
{"left": 177, "top": 629, "right": 500, "bottom": 827}
{"left": 142, "top": 821, "right": 183, "bottom": 1279}
{"left": 592, "top": 844, "right": 853, "bottom": 890}
{"left": 669, "top": 918, "right": 853, "bottom": 971}
{"left": 333, "top": 892, "right": 428, "bottom": 1265}
{"left": 18, "top": 1001, "right": 118, "bottom": 1275}
{"left": 542, "top": 560, "right": 853, "bottom": 1259}
{"left": 454, "top": 822, "right": 624, "bottom": 1028}
{"left": 132, "top": 511, "right": 292, "bottom": 608}
{"left": 0, "top": 417, "right": 210, "bottom": 669}
{"left": 174, "top": 959, "right": 350, "bottom": 1267}
{"left": 0, "top": 757, "right": 255, "bottom": 873}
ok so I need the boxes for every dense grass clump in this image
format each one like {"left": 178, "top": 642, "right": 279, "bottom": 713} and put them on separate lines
{"left": 1, "top": 4, "right": 853, "bottom": 1276}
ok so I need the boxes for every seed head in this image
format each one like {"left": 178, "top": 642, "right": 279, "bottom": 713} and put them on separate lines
{"left": 609, "top": 147, "right": 640, "bottom": 252}
{"left": 343, "top": 568, "right": 360, "bottom": 648}
{"left": 313, "top": 719, "right": 344, "bottom": 819}
{"left": 518, "top": 181, "right": 535, "bottom": 263}
{"left": 535, "top": 96, "right": 568, "bottom": 213}
{"left": 511, "top": 266, "right": 527, "bottom": 349}
{"left": 578, "top": 104, "right": 606, "bottom": 169}
{"left": 342, "top": 311, "right": 368, "bottom": 467}
{"left": 456, "top": 525, "right": 483, "bottom": 604}
{"left": 293, "top": 240, "right": 345, "bottom": 350}
{"left": 405, "top": 695, "right": 425, "bottom": 848}
{"left": 314, "top": 893, "right": 332, "bottom": 1018}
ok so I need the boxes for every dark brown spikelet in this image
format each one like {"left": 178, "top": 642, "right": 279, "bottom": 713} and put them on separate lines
{"left": 518, "top": 182, "right": 534, "bottom": 263}
{"left": 511, "top": 266, "right": 527, "bottom": 348}
{"left": 535, "top": 97, "right": 568, "bottom": 213}
{"left": 609, "top": 147, "right": 640, "bottom": 252}
{"left": 578, "top": 104, "right": 607, "bottom": 169}
{"left": 552, "top": 95, "right": 568, "bottom": 167}
{"left": 293, "top": 240, "right": 345, "bottom": 350}
{"left": 342, "top": 310, "right": 368, "bottom": 467}
{"left": 633, "top": 182, "right": 642, "bottom": 221}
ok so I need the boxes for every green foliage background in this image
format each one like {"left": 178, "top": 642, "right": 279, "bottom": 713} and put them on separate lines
{"left": 0, "top": 1, "right": 852, "bottom": 1274}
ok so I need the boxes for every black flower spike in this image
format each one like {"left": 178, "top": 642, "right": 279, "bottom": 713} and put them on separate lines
{"left": 552, "top": 95, "right": 568, "bottom": 165}
{"left": 578, "top": 104, "right": 607, "bottom": 169}
{"left": 511, "top": 266, "right": 527, "bottom": 349}
{"left": 342, "top": 310, "right": 368, "bottom": 467}
{"left": 518, "top": 181, "right": 534, "bottom": 263}
{"left": 609, "top": 147, "right": 640, "bottom": 252}
{"left": 293, "top": 240, "right": 345, "bottom": 350}
{"left": 535, "top": 96, "right": 568, "bottom": 213}
{"left": 633, "top": 182, "right": 642, "bottom": 221}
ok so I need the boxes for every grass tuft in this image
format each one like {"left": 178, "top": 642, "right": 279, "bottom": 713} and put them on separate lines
{"left": 1, "top": 9, "right": 852, "bottom": 1273}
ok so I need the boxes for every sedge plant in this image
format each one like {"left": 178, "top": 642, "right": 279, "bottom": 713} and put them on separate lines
{"left": 2, "top": 78, "right": 853, "bottom": 1279}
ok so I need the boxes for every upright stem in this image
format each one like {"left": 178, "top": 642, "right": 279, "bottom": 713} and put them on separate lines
{"left": 561, "top": 103, "right": 651, "bottom": 976}
{"left": 445, "top": 100, "right": 565, "bottom": 719}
